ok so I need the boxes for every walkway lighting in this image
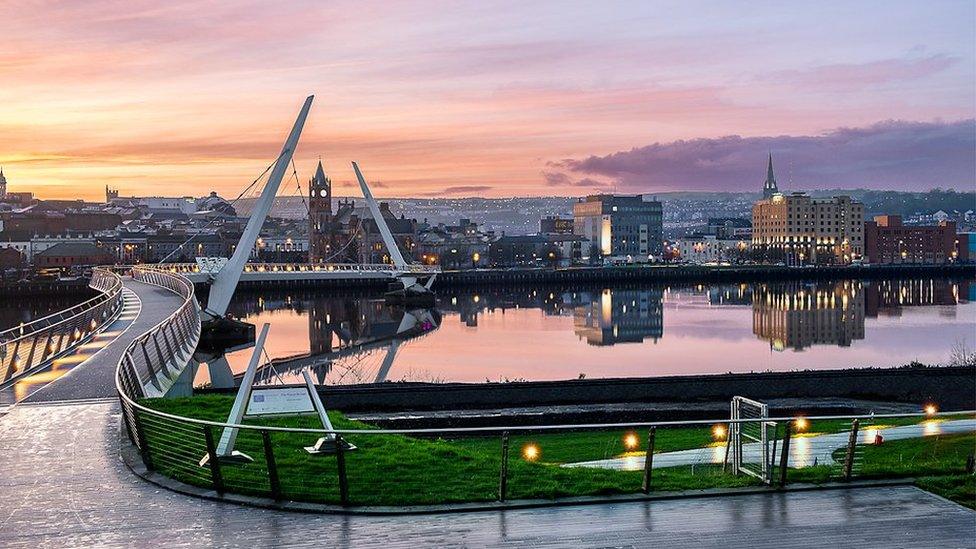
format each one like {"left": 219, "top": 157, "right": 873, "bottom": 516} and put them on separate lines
{"left": 924, "top": 403, "right": 938, "bottom": 417}
{"left": 712, "top": 424, "right": 727, "bottom": 441}
{"left": 793, "top": 417, "right": 809, "bottom": 432}
{"left": 522, "top": 443, "right": 540, "bottom": 461}
{"left": 623, "top": 432, "right": 639, "bottom": 450}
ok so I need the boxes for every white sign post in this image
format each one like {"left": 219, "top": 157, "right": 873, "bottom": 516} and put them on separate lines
{"left": 199, "top": 323, "right": 271, "bottom": 466}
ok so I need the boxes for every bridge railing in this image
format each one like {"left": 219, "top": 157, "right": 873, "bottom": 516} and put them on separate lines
{"left": 116, "top": 266, "right": 201, "bottom": 403}
{"left": 0, "top": 267, "right": 124, "bottom": 385}
{"left": 156, "top": 262, "right": 441, "bottom": 276}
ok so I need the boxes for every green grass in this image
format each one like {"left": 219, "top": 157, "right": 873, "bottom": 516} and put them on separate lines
{"left": 915, "top": 475, "right": 975, "bottom": 509}
{"left": 136, "top": 396, "right": 973, "bottom": 506}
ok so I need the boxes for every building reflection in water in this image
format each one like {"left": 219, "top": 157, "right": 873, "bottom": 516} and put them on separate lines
{"left": 751, "top": 279, "right": 970, "bottom": 352}
{"left": 214, "top": 277, "right": 971, "bottom": 385}
{"left": 752, "top": 280, "right": 866, "bottom": 351}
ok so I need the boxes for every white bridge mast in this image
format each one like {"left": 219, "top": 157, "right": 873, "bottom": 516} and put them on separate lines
{"left": 203, "top": 95, "right": 314, "bottom": 320}
{"left": 352, "top": 162, "right": 436, "bottom": 294}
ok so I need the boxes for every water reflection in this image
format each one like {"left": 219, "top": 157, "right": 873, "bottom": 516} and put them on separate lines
{"left": 210, "top": 278, "right": 973, "bottom": 385}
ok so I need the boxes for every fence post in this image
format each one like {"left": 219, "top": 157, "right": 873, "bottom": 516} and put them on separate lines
{"left": 642, "top": 427, "right": 656, "bottom": 494}
{"left": 778, "top": 420, "right": 793, "bottom": 488}
{"left": 335, "top": 434, "right": 349, "bottom": 506}
{"left": 262, "top": 430, "right": 282, "bottom": 501}
{"left": 499, "top": 431, "right": 510, "bottom": 502}
{"left": 842, "top": 419, "right": 860, "bottom": 481}
{"left": 203, "top": 425, "right": 225, "bottom": 495}
{"left": 131, "top": 408, "right": 154, "bottom": 471}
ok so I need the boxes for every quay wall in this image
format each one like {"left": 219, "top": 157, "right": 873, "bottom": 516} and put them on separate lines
{"left": 199, "top": 365, "right": 976, "bottom": 414}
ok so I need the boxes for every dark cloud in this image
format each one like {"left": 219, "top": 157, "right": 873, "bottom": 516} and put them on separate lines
{"left": 550, "top": 120, "right": 975, "bottom": 193}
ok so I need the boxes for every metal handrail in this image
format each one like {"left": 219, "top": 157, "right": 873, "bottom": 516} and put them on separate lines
{"left": 155, "top": 262, "right": 442, "bottom": 275}
{"left": 0, "top": 268, "right": 123, "bottom": 342}
{"left": 1, "top": 267, "right": 124, "bottom": 385}
{"left": 117, "top": 265, "right": 201, "bottom": 398}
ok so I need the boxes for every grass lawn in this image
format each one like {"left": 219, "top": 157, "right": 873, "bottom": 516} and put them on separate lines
{"left": 915, "top": 475, "right": 975, "bottom": 509}
{"left": 136, "top": 395, "right": 973, "bottom": 506}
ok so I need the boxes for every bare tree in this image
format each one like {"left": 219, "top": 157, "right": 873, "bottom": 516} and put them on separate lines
{"left": 948, "top": 338, "right": 976, "bottom": 367}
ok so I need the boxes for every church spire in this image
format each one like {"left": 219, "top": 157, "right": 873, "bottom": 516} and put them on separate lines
{"left": 763, "top": 152, "right": 779, "bottom": 199}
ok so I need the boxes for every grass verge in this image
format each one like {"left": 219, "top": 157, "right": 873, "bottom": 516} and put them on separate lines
{"left": 136, "top": 396, "right": 973, "bottom": 507}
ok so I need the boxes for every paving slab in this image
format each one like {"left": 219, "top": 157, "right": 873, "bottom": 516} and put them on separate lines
{"left": 0, "top": 401, "right": 972, "bottom": 548}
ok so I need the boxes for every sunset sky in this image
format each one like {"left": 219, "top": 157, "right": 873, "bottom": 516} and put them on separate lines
{"left": 2, "top": 0, "right": 974, "bottom": 200}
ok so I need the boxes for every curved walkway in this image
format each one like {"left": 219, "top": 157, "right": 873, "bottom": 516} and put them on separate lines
{"left": 0, "top": 401, "right": 973, "bottom": 548}
{"left": 22, "top": 278, "right": 185, "bottom": 403}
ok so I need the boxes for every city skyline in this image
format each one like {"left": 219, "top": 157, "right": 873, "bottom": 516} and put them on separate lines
{"left": 2, "top": 1, "right": 974, "bottom": 200}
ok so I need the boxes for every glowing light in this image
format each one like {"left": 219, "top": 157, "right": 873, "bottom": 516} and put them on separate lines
{"left": 712, "top": 424, "right": 727, "bottom": 441}
{"left": 793, "top": 417, "right": 809, "bottom": 432}
{"left": 522, "top": 443, "right": 540, "bottom": 461}
{"left": 924, "top": 404, "right": 937, "bottom": 417}
{"left": 623, "top": 432, "right": 640, "bottom": 450}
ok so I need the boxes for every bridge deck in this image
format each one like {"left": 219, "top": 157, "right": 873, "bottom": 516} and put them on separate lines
{"left": 0, "top": 400, "right": 972, "bottom": 548}
{"left": 23, "top": 279, "right": 186, "bottom": 403}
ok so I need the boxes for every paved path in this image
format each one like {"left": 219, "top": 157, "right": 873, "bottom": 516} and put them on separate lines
{"left": 20, "top": 279, "right": 184, "bottom": 403}
{"left": 567, "top": 419, "right": 976, "bottom": 471}
{"left": 0, "top": 401, "right": 972, "bottom": 548}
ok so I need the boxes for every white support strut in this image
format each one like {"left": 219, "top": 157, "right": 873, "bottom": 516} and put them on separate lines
{"left": 352, "top": 161, "right": 408, "bottom": 269}
{"left": 204, "top": 96, "right": 314, "bottom": 320}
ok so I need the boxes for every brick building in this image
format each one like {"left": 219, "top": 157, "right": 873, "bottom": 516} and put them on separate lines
{"left": 33, "top": 242, "right": 115, "bottom": 269}
{"left": 864, "top": 215, "right": 967, "bottom": 264}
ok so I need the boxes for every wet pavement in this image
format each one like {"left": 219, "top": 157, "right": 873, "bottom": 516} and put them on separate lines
{"left": 0, "top": 401, "right": 973, "bottom": 548}
{"left": 18, "top": 279, "right": 183, "bottom": 403}
{"left": 566, "top": 419, "right": 976, "bottom": 471}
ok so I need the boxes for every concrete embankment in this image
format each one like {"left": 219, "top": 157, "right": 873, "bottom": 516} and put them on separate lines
{"left": 199, "top": 365, "right": 975, "bottom": 422}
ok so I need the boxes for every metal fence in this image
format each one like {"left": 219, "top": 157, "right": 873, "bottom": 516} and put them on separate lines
{"left": 115, "top": 370, "right": 976, "bottom": 507}
{"left": 0, "top": 267, "right": 124, "bottom": 385}
{"left": 157, "top": 262, "right": 442, "bottom": 276}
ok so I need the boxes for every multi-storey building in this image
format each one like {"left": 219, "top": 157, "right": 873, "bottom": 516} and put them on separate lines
{"left": 752, "top": 192, "right": 865, "bottom": 264}
{"left": 573, "top": 194, "right": 663, "bottom": 260}
{"left": 863, "top": 215, "right": 966, "bottom": 264}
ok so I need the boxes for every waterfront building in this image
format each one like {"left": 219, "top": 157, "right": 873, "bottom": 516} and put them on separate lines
{"left": 33, "top": 241, "right": 115, "bottom": 269}
{"left": 752, "top": 192, "right": 865, "bottom": 264}
{"left": 488, "top": 233, "right": 588, "bottom": 267}
{"left": 863, "top": 215, "right": 967, "bottom": 264}
{"left": 674, "top": 235, "right": 750, "bottom": 264}
{"left": 573, "top": 194, "right": 663, "bottom": 261}
{"left": 752, "top": 280, "right": 865, "bottom": 350}
{"left": 414, "top": 219, "right": 492, "bottom": 268}
{"left": 762, "top": 153, "right": 779, "bottom": 200}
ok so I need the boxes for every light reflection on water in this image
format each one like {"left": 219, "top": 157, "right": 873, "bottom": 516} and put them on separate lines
{"left": 207, "top": 278, "right": 974, "bottom": 386}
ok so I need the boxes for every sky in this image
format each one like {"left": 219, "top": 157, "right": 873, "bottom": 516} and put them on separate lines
{"left": 1, "top": 0, "right": 974, "bottom": 200}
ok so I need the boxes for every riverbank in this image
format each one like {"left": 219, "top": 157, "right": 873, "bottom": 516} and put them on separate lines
{"left": 198, "top": 365, "right": 976, "bottom": 424}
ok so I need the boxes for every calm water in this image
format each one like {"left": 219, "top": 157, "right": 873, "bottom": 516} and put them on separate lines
{"left": 203, "top": 278, "right": 976, "bottom": 386}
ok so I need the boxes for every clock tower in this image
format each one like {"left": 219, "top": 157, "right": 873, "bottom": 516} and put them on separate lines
{"left": 309, "top": 159, "right": 333, "bottom": 263}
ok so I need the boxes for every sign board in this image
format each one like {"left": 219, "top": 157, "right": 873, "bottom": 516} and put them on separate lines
{"left": 245, "top": 386, "right": 315, "bottom": 416}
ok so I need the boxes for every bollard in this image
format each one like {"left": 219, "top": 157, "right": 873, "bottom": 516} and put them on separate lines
{"left": 777, "top": 420, "right": 792, "bottom": 488}
{"left": 843, "top": 419, "right": 860, "bottom": 481}
{"left": 202, "top": 425, "right": 225, "bottom": 495}
{"left": 262, "top": 430, "right": 282, "bottom": 501}
{"left": 966, "top": 454, "right": 975, "bottom": 475}
{"left": 499, "top": 431, "right": 510, "bottom": 502}
{"left": 335, "top": 434, "right": 349, "bottom": 506}
{"left": 642, "top": 427, "right": 656, "bottom": 494}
